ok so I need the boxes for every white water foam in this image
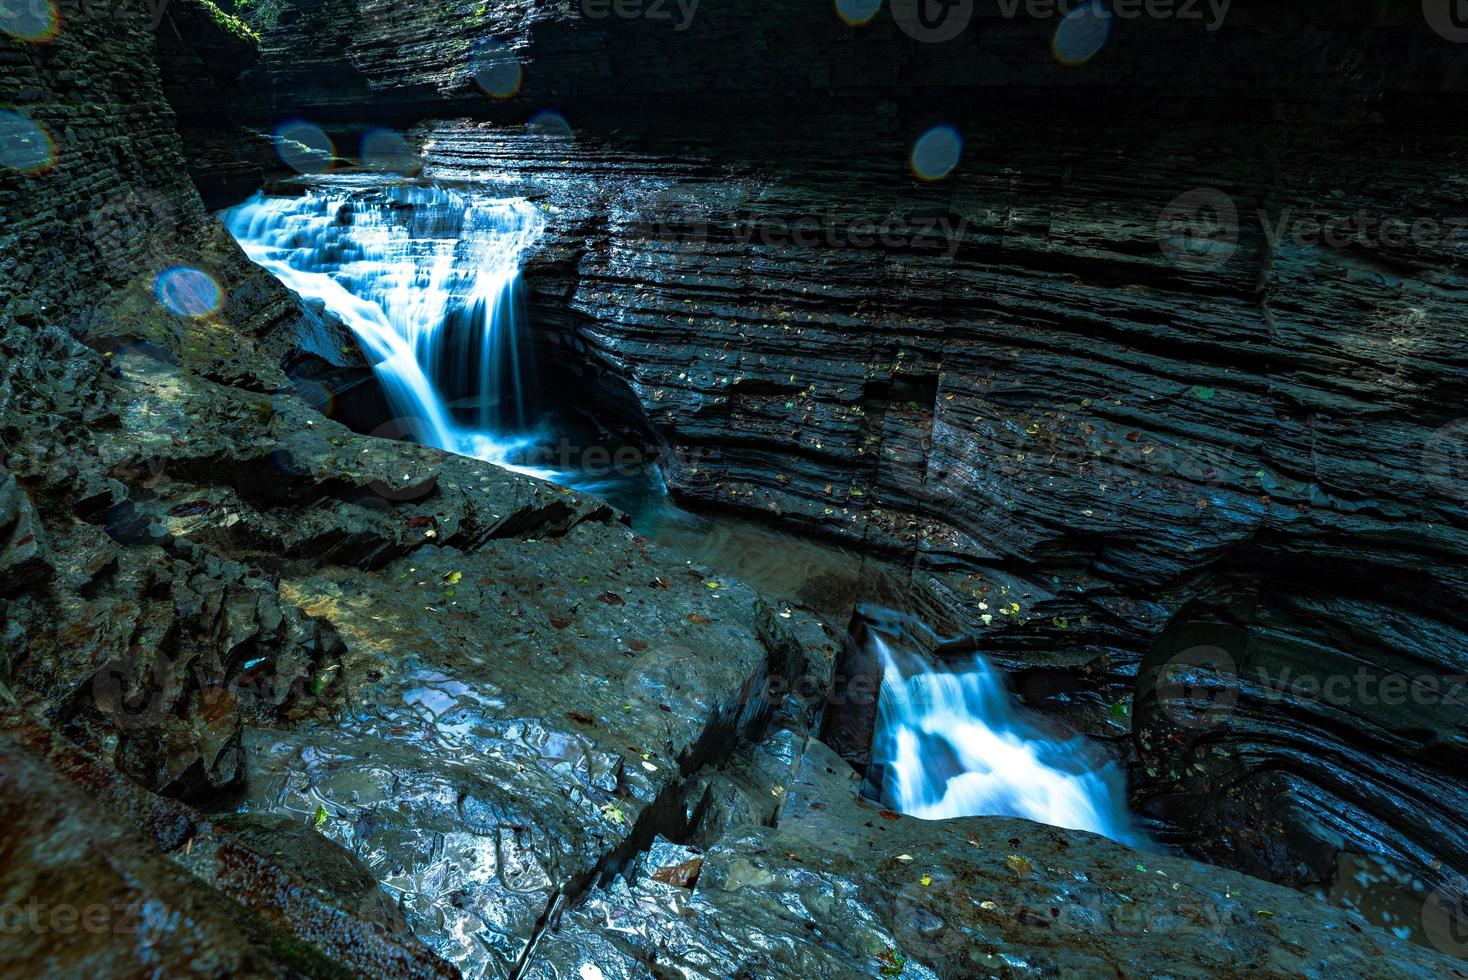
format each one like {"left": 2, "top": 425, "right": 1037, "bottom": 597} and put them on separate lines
{"left": 223, "top": 183, "right": 550, "bottom": 476}
{"left": 871, "top": 634, "right": 1138, "bottom": 844}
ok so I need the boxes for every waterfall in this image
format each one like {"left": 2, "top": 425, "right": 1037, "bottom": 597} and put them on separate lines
{"left": 222, "top": 182, "right": 548, "bottom": 472}
{"left": 870, "top": 634, "right": 1138, "bottom": 844}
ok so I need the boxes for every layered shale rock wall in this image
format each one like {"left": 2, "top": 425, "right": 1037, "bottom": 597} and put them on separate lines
{"left": 237, "top": 0, "right": 1468, "bottom": 925}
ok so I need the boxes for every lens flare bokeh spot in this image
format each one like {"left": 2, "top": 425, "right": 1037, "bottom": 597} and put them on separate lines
{"left": 275, "top": 120, "right": 336, "bottom": 174}
{"left": 154, "top": 266, "right": 223, "bottom": 317}
{"left": 0, "top": 110, "right": 55, "bottom": 172}
{"left": 1052, "top": 1, "right": 1113, "bottom": 65}
{"left": 910, "top": 124, "right": 962, "bottom": 182}
{"left": 529, "top": 110, "right": 573, "bottom": 140}
{"left": 835, "top": 0, "right": 882, "bottom": 27}
{"left": 0, "top": 0, "right": 58, "bottom": 42}
{"left": 471, "top": 39, "right": 523, "bottom": 98}
{"left": 361, "top": 128, "right": 420, "bottom": 174}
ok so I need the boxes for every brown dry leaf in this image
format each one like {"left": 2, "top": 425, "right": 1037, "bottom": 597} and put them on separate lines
{"left": 1006, "top": 854, "right": 1034, "bottom": 876}
{"left": 687, "top": 613, "right": 712, "bottom": 626}
{"left": 550, "top": 617, "right": 573, "bottom": 629}
{"left": 652, "top": 857, "right": 703, "bottom": 889}
{"left": 597, "top": 592, "right": 626, "bottom": 606}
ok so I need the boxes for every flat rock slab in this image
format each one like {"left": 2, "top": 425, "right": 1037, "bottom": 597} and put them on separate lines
{"left": 233, "top": 518, "right": 793, "bottom": 974}
{"left": 526, "top": 740, "right": 1467, "bottom": 979}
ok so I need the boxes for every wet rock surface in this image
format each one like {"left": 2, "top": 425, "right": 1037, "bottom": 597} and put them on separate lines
{"left": 527, "top": 738, "right": 1466, "bottom": 979}
{"left": 0, "top": 716, "right": 456, "bottom": 978}
{"left": 405, "top": 110, "right": 1468, "bottom": 928}
{"left": 1, "top": 11, "right": 806, "bottom": 976}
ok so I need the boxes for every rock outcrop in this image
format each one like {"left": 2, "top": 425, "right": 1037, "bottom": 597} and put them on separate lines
{"left": 527, "top": 737, "right": 1465, "bottom": 979}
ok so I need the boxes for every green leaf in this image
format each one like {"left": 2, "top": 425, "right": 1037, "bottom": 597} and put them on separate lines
{"left": 313, "top": 805, "right": 329, "bottom": 830}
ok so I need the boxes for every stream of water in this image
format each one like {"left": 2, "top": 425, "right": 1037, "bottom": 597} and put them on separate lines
{"left": 870, "top": 634, "right": 1137, "bottom": 843}
{"left": 224, "top": 180, "right": 552, "bottom": 476}
{"left": 224, "top": 178, "right": 1136, "bottom": 846}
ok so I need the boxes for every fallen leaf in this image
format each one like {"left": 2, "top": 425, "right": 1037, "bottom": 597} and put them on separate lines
{"left": 1006, "top": 854, "right": 1033, "bottom": 876}
{"left": 652, "top": 857, "right": 703, "bottom": 889}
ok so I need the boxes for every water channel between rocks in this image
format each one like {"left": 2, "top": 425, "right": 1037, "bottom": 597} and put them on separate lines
{"left": 222, "top": 176, "right": 1142, "bottom": 845}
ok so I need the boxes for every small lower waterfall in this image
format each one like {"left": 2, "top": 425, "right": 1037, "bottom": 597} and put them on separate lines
{"left": 223, "top": 181, "right": 547, "bottom": 471}
{"left": 870, "top": 634, "right": 1138, "bottom": 845}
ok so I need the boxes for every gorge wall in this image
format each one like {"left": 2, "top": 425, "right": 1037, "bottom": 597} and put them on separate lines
{"left": 3, "top": 0, "right": 1468, "bottom": 975}
{"left": 233, "top": 0, "right": 1468, "bottom": 929}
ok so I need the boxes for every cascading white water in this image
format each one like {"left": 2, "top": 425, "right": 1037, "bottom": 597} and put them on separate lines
{"left": 871, "top": 634, "right": 1138, "bottom": 844}
{"left": 222, "top": 181, "right": 548, "bottom": 472}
